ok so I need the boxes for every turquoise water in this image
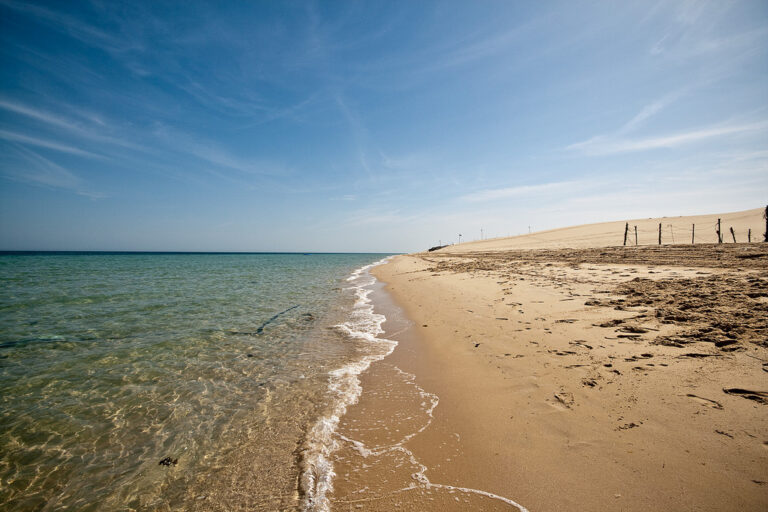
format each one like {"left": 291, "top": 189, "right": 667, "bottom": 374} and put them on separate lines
{"left": 0, "top": 252, "right": 389, "bottom": 511}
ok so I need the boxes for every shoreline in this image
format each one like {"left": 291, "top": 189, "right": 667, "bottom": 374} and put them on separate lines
{"left": 302, "top": 257, "right": 397, "bottom": 511}
{"left": 332, "top": 244, "right": 768, "bottom": 511}
{"left": 329, "top": 257, "right": 530, "bottom": 511}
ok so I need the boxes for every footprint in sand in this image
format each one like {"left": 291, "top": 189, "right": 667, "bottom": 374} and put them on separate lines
{"left": 686, "top": 394, "right": 724, "bottom": 410}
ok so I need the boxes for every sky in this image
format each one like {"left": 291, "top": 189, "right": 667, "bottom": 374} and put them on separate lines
{"left": 0, "top": 0, "right": 766, "bottom": 252}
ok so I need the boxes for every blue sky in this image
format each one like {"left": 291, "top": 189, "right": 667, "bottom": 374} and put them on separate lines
{"left": 1, "top": 0, "right": 766, "bottom": 252}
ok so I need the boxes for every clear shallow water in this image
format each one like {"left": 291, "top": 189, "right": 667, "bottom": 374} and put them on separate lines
{"left": 0, "top": 252, "right": 390, "bottom": 511}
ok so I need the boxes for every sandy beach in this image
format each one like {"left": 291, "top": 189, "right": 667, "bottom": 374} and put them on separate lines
{"left": 330, "top": 208, "right": 767, "bottom": 511}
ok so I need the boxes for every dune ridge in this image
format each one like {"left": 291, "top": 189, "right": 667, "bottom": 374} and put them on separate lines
{"left": 439, "top": 207, "right": 764, "bottom": 252}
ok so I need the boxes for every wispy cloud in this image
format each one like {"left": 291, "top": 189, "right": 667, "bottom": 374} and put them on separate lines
{"left": 0, "top": 129, "right": 104, "bottom": 158}
{"left": 151, "top": 125, "right": 287, "bottom": 178}
{"left": 642, "top": 0, "right": 768, "bottom": 66}
{"left": 568, "top": 121, "right": 768, "bottom": 156}
{"left": 1, "top": 145, "right": 104, "bottom": 198}
{"left": 0, "top": 99, "right": 81, "bottom": 131}
{"left": 0, "top": 0, "right": 126, "bottom": 51}
{"left": 429, "top": 23, "right": 532, "bottom": 70}
{"left": 334, "top": 94, "right": 374, "bottom": 176}
{"left": 0, "top": 99, "right": 150, "bottom": 153}
{"left": 565, "top": 92, "right": 683, "bottom": 155}
{"left": 461, "top": 181, "right": 576, "bottom": 202}
{"left": 344, "top": 209, "right": 412, "bottom": 227}
{"left": 618, "top": 91, "right": 684, "bottom": 134}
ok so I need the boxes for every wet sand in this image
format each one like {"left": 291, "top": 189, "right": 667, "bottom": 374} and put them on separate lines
{"left": 331, "top": 242, "right": 768, "bottom": 511}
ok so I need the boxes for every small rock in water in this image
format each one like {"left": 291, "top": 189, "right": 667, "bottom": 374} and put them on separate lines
{"left": 159, "top": 457, "right": 178, "bottom": 467}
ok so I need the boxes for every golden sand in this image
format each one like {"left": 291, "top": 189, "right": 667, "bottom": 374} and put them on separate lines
{"left": 331, "top": 208, "right": 767, "bottom": 511}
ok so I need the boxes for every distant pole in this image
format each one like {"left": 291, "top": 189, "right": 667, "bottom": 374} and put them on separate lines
{"left": 623, "top": 222, "right": 629, "bottom": 246}
{"left": 458, "top": 233, "right": 462, "bottom": 244}
{"left": 528, "top": 225, "right": 531, "bottom": 234}
{"left": 480, "top": 228, "right": 483, "bottom": 240}
{"left": 748, "top": 229, "right": 751, "bottom": 243}
{"left": 634, "top": 225, "right": 638, "bottom": 245}
{"left": 669, "top": 224, "right": 675, "bottom": 244}
{"left": 730, "top": 227, "right": 736, "bottom": 243}
{"left": 717, "top": 218, "right": 722, "bottom": 243}
{"left": 658, "top": 223, "right": 662, "bottom": 245}
{"left": 692, "top": 224, "right": 695, "bottom": 244}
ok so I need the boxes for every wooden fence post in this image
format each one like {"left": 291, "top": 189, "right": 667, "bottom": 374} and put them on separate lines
{"left": 748, "top": 228, "right": 751, "bottom": 243}
{"left": 623, "top": 222, "right": 629, "bottom": 246}
{"left": 764, "top": 205, "right": 768, "bottom": 242}
{"left": 658, "top": 223, "right": 662, "bottom": 245}
{"left": 634, "top": 225, "right": 638, "bottom": 245}
{"left": 692, "top": 224, "right": 695, "bottom": 244}
{"left": 730, "top": 227, "right": 736, "bottom": 243}
{"left": 717, "top": 218, "right": 722, "bottom": 244}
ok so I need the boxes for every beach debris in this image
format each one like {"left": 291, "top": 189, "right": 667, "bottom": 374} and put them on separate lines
{"left": 553, "top": 392, "right": 574, "bottom": 408}
{"left": 722, "top": 388, "right": 768, "bottom": 405}
{"left": 714, "top": 429, "right": 734, "bottom": 438}
{"left": 624, "top": 353, "right": 653, "bottom": 362}
{"left": 595, "top": 319, "right": 624, "bottom": 327}
{"left": 686, "top": 394, "right": 723, "bottom": 410}
{"left": 655, "top": 337, "right": 691, "bottom": 347}
{"left": 617, "top": 421, "right": 641, "bottom": 430}
{"left": 619, "top": 325, "right": 649, "bottom": 334}
{"left": 228, "top": 305, "right": 302, "bottom": 336}
{"left": 255, "top": 305, "right": 300, "bottom": 334}
{"left": 549, "top": 350, "right": 577, "bottom": 356}
{"left": 158, "top": 457, "right": 178, "bottom": 467}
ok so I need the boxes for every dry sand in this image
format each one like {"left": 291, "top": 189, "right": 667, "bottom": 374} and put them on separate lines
{"left": 330, "top": 208, "right": 768, "bottom": 511}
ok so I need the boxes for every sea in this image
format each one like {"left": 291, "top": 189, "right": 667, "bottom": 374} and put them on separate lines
{"left": 0, "top": 252, "right": 394, "bottom": 511}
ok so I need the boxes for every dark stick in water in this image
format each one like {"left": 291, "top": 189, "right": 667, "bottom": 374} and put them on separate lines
{"left": 255, "top": 305, "right": 300, "bottom": 335}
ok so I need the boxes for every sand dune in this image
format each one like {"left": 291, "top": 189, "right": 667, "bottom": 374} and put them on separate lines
{"left": 439, "top": 207, "right": 765, "bottom": 252}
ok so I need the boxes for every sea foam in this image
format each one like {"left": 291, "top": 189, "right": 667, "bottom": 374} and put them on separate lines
{"left": 299, "top": 257, "right": 396, "bottom": 511}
